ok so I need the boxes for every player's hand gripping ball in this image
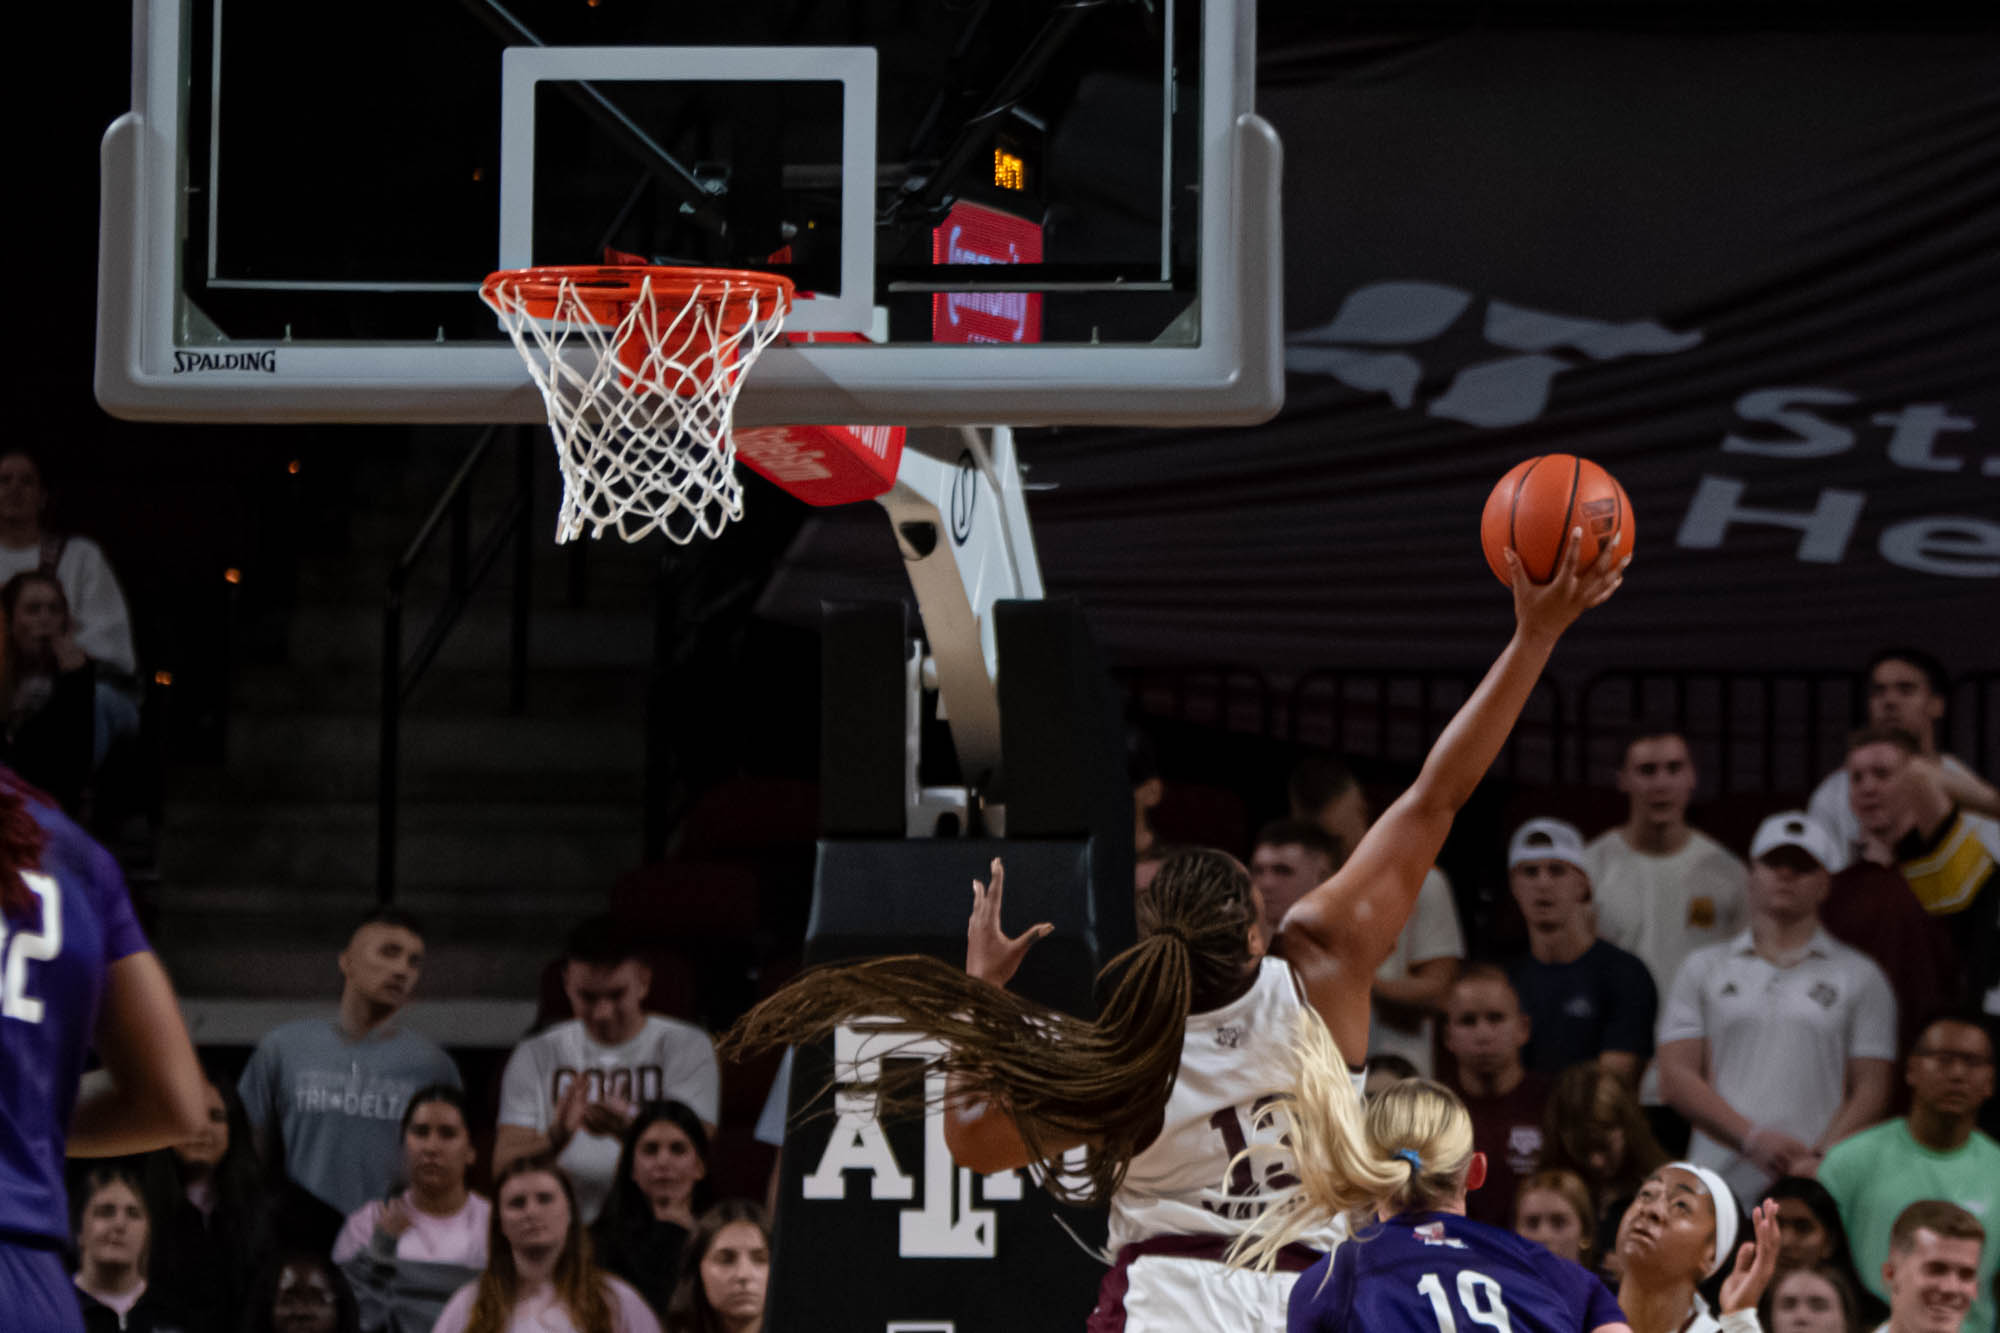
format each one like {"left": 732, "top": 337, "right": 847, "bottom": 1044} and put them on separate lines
{"left": 1480, "top": 454, "right": 1635, "bottom": 584}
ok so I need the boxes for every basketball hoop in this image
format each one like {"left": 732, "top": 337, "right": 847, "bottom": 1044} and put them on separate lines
{"left": 481, "top": 265, "right": 795, "bottom": 544}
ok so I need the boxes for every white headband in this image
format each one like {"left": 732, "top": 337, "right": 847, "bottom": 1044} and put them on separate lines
{"left": 1665, "top": 1161, "right": 1739, "bottom": 1278}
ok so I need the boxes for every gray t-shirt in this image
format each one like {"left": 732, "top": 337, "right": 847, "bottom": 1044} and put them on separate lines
{"left": 239, "top": 1018, "right": 461, "bottom": 1216}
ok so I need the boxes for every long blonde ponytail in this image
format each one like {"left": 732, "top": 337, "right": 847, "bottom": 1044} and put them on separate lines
{"left": 1227, "top": 1013, "right": 1476, "bottom": 1272}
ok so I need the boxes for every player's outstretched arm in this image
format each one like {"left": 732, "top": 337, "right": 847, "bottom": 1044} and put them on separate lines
{"left": 1276, "top": 531, "right": 1625, "bottom": 1059}
{"left": 943, "top": 860, "right": 1089, "bottom": 1174}
{"left": 68, "top": 951, "right": 207, "bottom": 1156}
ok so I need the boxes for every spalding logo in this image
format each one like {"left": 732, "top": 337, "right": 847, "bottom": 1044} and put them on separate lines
{"left": 173, "top": 350, "right": 279, "bottom": 374}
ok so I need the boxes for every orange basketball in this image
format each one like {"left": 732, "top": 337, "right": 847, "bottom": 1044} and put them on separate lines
{"left": 1480, "top": 455, "right": 1634, "bottom": 585}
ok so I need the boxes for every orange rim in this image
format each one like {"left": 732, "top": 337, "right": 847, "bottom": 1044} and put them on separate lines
{"left": 481, "top": 265, "right": 795, "bottom": 327}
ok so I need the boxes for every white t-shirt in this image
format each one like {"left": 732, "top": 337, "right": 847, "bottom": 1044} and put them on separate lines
{"left": 332, "top": 1190, "right": 492, "bottom": 1266}
{"left": 1107, "top": 957, "right": 1357, "bottom": 1255}
{"left": 1367, "top": 868, "right": 1463, "bottom": 1078}
{"left": 1658, "top": 928, "right": 1898, "bottom": 1202}
{"left": 1808, "top": 756, "right": 2000, "bottom": 871}
{"left": 0, "top": 536, "right": 137, "bottom": 676}
{"left": 1585, "top": 827, "right": 1748, "bottom": 1103}
{"left": 430, "top": 1275, "right": 661, "bottom": 1333}
{"left": 498, "top": 1015, "right": 720, "bottom": 1223}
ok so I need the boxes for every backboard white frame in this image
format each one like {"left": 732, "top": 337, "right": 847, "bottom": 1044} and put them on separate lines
{"left": 498, "top": 45, "right": 877, "bottom": 337}
{"left": 96, "top": 0, "right": 1282, "bottom": 427}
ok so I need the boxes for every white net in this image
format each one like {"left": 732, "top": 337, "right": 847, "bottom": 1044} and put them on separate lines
{"left": 483, "top": 271, "right": 790, "bottom": 544}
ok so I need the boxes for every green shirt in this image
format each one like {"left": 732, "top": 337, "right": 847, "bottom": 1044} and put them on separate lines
{"left": 1819, "top": 1118, "right": 2000, "bottom": 1333}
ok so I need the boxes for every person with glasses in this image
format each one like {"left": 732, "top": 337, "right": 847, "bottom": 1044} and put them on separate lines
{"left": 1818, "top": 1012, "right": 1998, "bottom": 1332}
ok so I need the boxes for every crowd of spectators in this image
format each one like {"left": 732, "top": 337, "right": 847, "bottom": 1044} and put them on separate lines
{"left": 42, "top": 635, "right": 1991, "bottom": 1333}
{"left": 1221, "top": 645, "right": 1994, "bottom": 1332}
{"left": 0, "top": 448, "right": 143, "bottom": 817}
{"left": 58, "top": 907, "right": 771, "bottom": 1333}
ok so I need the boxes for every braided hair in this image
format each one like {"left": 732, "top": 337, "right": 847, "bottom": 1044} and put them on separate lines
{"left": 720, "top": 848, "right": 1260, "bottom": 1205}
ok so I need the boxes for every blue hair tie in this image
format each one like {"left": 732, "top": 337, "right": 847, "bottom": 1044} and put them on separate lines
{"left": 1394, "top": 1148, "right": 1423, "bottom": 1171}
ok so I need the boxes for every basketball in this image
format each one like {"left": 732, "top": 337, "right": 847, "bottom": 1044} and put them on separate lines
{"left": 1480, "top": 455, "right": 1633, "bottom": 585}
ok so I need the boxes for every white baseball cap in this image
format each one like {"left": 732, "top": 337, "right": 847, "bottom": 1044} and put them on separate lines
{"left": 1508, "top": 817, "right": 1589, "bottom": 872}
{"left": 1749, "top": 811, "right": 1842, "bottom": 871}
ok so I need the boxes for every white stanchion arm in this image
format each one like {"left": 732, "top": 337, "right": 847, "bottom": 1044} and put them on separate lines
{"left": 876, "top": 426, "right": 1044, "bottom": 828}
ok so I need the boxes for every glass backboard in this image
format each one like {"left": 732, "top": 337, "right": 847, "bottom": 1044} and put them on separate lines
{"left": 98, "top": 0, "right": 1280, "bottom": 426}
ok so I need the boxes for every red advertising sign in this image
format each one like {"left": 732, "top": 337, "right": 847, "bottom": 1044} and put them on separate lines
{"left": 735, "top": 422, "right": 904, "bottom": 506}
{"left": 931, "top": 202, "right": 1044, "bottom": 345}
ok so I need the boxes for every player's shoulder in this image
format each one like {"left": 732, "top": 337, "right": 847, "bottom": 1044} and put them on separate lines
{"left": 1376, "top": 1213, "right": 1537, "bottom": 1267}
{"left": 1487, "top": 1219, "right": 1586, "bottom": 1276}
{"left": 1288, "top": 1246, "right": 1346, "bottom": 1327}
{"left": 1436, "top": 1217, "right": 1601, "bottom": 1302}
{"left": 19, "top": 786, "right": 118, "bottom": 879}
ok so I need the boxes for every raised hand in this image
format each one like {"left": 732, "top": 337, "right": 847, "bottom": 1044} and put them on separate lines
{"left": 965, "top": 859, "right": 1053, "bottom": 989}
{"left": 1507, "top": 527, "right": 1627, "bottom": 642}
{"left": 377, "top": 1196, "right": 414, "bottom": 1239}
{"left": 1720, "top": 1199, "right": 1782, "bottom": 1315}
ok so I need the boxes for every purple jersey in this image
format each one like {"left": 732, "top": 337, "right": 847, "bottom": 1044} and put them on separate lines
{"left": 1290, "top": 1211, "right": 1626, "bottom": 1333}
{"left": 0, "top": 791, "right": 150, "bottom": 1244}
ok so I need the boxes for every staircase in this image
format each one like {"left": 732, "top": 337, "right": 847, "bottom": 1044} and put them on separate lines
{"left": 153, "top": 431, "right": 663, "bottom": 1006}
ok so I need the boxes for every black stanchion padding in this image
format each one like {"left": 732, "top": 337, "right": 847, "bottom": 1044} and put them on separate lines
{"left": 820, "top": 601, "right": 910, "bottom": 838}
{"left": 995, "top": 597, "right": 1137, "bottom": 964}
{"left": 766, "top": 838, "right": 1118, "bottom": 1332}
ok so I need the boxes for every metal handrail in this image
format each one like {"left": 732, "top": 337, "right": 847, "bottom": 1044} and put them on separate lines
{"left": 1577, "top": 668, "right": 1862, "bottom": 794}
{"left": 377, "top": 426, "right": 536, "bottom": 901}
{"left": 1117, "top": 661, "right": 1995, "bottom": 793}
{"left": 1112, "top": 663, "right": 1565, "bottom": 782}
{"left": 1287, "top": 668, "right": 1567, "bottom": 783}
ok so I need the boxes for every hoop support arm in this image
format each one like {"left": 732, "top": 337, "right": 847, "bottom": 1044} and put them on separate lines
{"left": 876, "top": 426, "right": 1043, "bottom": 829}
